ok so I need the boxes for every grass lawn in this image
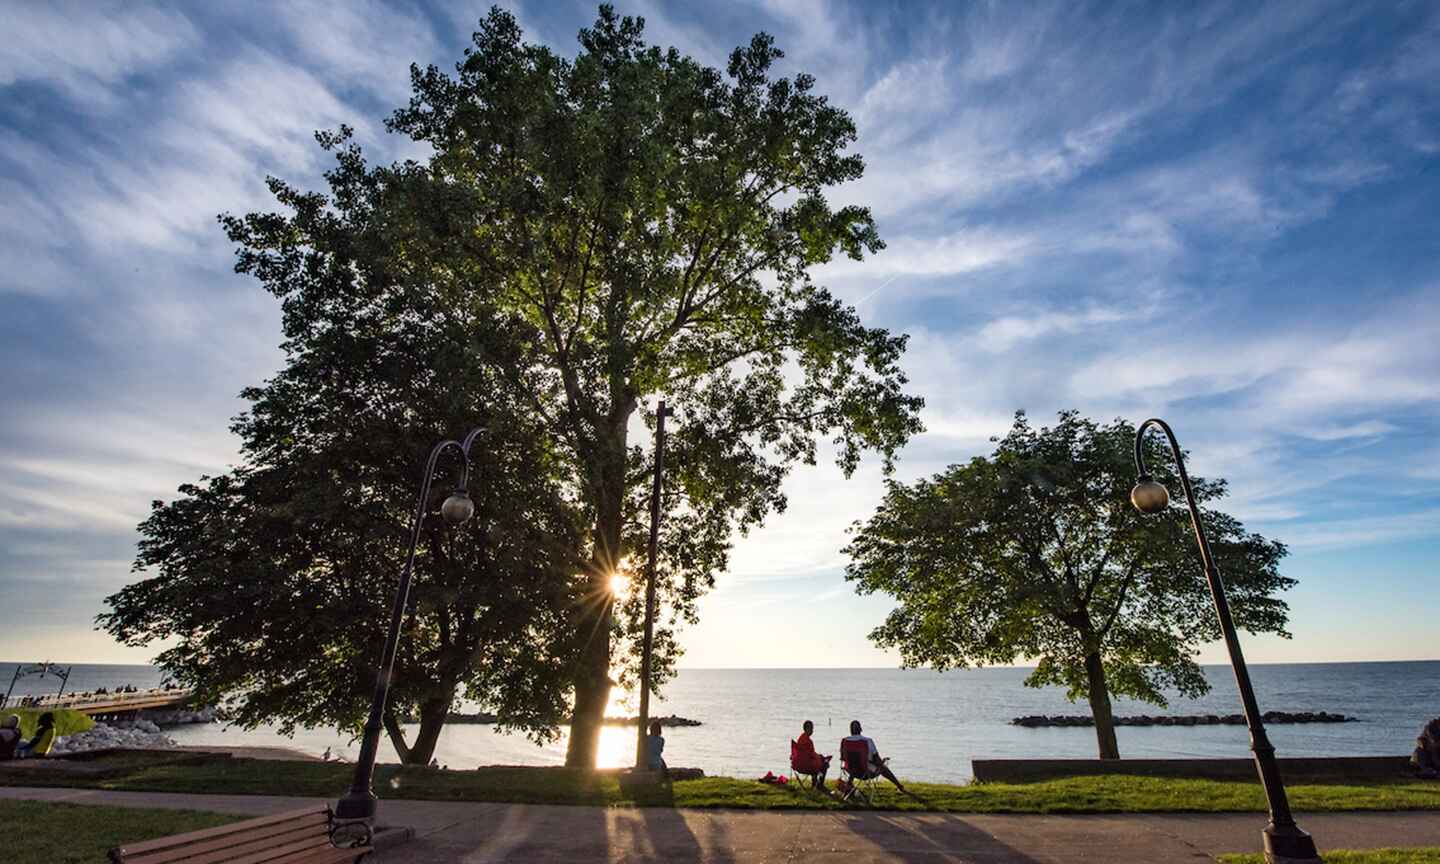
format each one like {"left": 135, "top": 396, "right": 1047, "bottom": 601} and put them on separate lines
{"left": 1, "top": 707, "right": 94, "bottom": 738}
{"left": 1220, "top": 850, "right": 1440, "bottom": 863}
{"left": 2, "top": 753, "right": 1439, "bottom": 814}
{"left": 0, "top": 799, "right": 242, "bottom": 864}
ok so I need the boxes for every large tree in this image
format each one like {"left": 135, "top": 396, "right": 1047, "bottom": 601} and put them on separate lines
{"left": 372, "top": 6, "right": 922, "bottom": 764}
{"left": 845, "top": 412, "right": 1293, "bottom": 759}
{"left": 100, "top": 156, "right": 584, "bottom": 764}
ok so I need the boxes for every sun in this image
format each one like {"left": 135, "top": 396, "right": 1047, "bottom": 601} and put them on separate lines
{"left": 608, "top": 573, "right": 628, "bottom": 595}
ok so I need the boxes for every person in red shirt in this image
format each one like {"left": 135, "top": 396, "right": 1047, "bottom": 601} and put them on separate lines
{"left": 792, "top": 720, "right": 832, "bottom": 789}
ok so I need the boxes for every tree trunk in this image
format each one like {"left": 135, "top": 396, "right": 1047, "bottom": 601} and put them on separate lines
{"left": 1083, "top": 651, "right": 1120, "bottom": 760}
{"left": 381, "top": 695, "right": 452, "bottom": 766}
{"left": 565, "top": 426, "right": 628, "bottom": 768}
{"left": 403, "top": 696, "right": 451, "bottom": 766}
{"left": 382, "top": 712, "right": 411, "bottom": 765}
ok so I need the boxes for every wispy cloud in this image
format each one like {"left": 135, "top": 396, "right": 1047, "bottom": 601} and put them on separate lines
{"left": 2, "top": 0, "right": 1438, "bottom": 667}
{"left": 1, "top": 3, "right": 198, "bottom": 105}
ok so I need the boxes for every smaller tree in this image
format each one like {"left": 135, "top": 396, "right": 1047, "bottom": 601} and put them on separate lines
{"left": 845, "top": 411, "right": 1293, "bottom": 759}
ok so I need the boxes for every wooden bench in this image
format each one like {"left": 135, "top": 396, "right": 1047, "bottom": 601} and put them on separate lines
{"left": 109, "top": 804, "right": 372, "bottom": 864}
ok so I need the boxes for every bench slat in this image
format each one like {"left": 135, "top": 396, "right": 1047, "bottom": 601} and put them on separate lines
{"left": 113, "top": 806, "right": 331, "bottom": 859}
{"left": 273, "top": 844, "right": 371, "bottom": 864}
{"left": 125, "top": 814, "right": 331, "bottom": 864}
{"left": 174, "top": 832, "right": 336, "bottom": 864}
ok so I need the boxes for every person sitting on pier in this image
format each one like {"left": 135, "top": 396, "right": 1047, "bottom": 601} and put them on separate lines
{"left": 839, "top": 720, "right": 905, "bottom": 793}
{"left": 0, "top": 715, "right": 20, "bottom": 760}
{"left": 16, "top": 711, "right": 56, "bottom": 759}
{"left": 645, "top": 719, "right": 667, "bottom": 774}
{"left": 790, "top": 720, "right": 832, "bottom": 790}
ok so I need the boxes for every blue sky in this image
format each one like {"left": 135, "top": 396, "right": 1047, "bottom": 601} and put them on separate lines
{"left": 2, "top": 1, "right": 1437, "bottom": 668}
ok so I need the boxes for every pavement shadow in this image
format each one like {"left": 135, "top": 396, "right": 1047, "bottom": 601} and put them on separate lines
{"left": 379, "top": 797, "right": 613, "bottom": 862}
{"left": 613, "top": 780, "right": 736, "bottom": 864}
{"left": 840, "top": 812, "right": 1046, "bottom": 864}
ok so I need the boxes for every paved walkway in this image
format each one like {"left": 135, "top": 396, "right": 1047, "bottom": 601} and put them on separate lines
{"left": 5, "top": 786, "right": 1440, "bottom": 863}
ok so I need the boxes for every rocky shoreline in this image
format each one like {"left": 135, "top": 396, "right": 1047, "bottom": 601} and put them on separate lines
{"left": 410, "top": 712, "right": 703, "bottom": 728}
{"left": 601, "top": 714, "right": 702, "bottom": 728}
{"left": 1012, "top": 710, "right": 1354, "bottom": 728}
{"left": 50, "top": 719, "right": 177, "bottom": 754}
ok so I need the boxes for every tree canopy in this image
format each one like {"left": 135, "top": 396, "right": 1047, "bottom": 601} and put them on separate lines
{"left": 376, "top": 5, "right": 922, "bottom": 764}
{"left": 105, "top": 4, "right": 921, "bottom": 767}
{"left": 100, "top": 163, "right": 585, "bottom": 764}
{"left": 845, "top": 411, "right": 1293, "bottom": 759}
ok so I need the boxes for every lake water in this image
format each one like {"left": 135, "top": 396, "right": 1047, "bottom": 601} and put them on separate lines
{"left": 4, "top": 661, "right": 1435, "bottom": 783}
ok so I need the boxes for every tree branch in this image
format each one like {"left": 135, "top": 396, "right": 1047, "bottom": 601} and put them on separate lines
{"left": 1097, "top": 557, "right": 1142, "bottom": 639}
{"left": 382, "top": 711, "right": 412, "bottom": 763}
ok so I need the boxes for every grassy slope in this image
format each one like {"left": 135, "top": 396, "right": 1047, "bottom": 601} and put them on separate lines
{"left": 0, "top": 799, "right": 241, "bottom": 864}
{"left": 1, "top": 707, "right": 94, "bottom": 738}
{"left": 1220, "top": 851, "right": 1440, "bottom": 864}
{"left": 2, "top": 754, "right": 1439, "bottom": 813}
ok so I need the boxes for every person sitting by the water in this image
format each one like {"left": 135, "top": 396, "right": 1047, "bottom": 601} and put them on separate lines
{"left": 791, "top": 720, "right": 832, "bottom": 789}
{"left": 839, "top": 720, "right": 905, "bottom": 792}
{"left": 1414, "top": 717, "right": 1440, "bottom": 779}
{"left": 16, "top": 711, "right": 56, "bottom": 759}
{"left": 0, "top": 715, "right": 20, "bottom": 760}
{"left": 645, "top": 719, "right": 667, "bottom": 774}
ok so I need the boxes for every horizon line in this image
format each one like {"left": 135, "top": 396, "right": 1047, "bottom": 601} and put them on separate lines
{"left": 6, "top": 657, "right": 1439, "bottom": 669}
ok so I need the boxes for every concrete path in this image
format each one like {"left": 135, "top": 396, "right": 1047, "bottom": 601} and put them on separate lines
{"left": 5, "top": 786, "right": 1440, "bottom": 863}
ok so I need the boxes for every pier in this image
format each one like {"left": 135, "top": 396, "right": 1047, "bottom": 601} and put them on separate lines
{"left": 2, "top": 688, "right": 196, "bottom": 718}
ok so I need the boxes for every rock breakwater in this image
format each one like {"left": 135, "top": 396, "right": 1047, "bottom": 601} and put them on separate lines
{"left": 411, "top": 712, "right": 703, "bottom": 727}
{"left": 1011, "top": 710, "right": 1353, "bottom": 728}
{"left": 603, "top": 715, "right": 702, "bottom": 728}
{"left": 51, "top": 720, "right": 176, "bottom": 754}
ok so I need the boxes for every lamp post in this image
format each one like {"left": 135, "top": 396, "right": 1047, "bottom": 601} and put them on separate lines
{"left": 635, "top": 401, "right": 670, "bottom": 769}
{"left": 335, "top": 427, "right": 484, "bottom": 822}
{"left": 1131, "top": 418, "right": 1319, "bottom": 864}
{"left": 3, "top": 663, "right": 72, "bottom": 709}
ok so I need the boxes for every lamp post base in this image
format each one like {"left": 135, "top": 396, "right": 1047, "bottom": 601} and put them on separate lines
{"left": 1264, "top": 823, "right": 1320, "bottom": 863}
{"left": 334, "top": 792, "right": 377, "bottom": 821}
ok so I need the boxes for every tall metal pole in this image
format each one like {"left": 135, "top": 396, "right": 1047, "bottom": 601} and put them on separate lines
{"left": 1133, "top": 418, "right": 1319, "bottom": 864}
{"left": 635, "top": 401, "right": 669, "bottom": 769}
{"left": 336, "top": 430, "right": 480, "bottom": 822}
{"left": 3, "top": 665, "right": 20, "bottom": 709}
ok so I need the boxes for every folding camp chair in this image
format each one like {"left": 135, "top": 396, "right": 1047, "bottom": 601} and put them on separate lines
{"left": 789, "top": 740, "right": 827, "bottom": 792}
{"left": 837, "top": 738, "right": 880, "bottom": 805}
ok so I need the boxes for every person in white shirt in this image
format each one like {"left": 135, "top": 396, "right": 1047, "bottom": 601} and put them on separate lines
{"left": 841, "top": 720, "right": 905, "bottom": 791}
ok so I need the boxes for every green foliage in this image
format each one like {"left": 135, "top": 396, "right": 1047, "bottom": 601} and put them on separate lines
{"left": 395, "top": 3, "right": 921, "bottom": 689}
{"left": 201, "top": 4, "right": 922, "bottom": 765}
{"left": 0, "top": 800, "right": 242, "bottom": 864}
{"left": 2, "top": 707, "right": 94, "bottom": 738}
{"left": 100, "top": 118, "right": 587, "bottom": 761}
{"left": 846, "top": 412, "right": 1294, "bottom": 753}
{"left": 5, "top": 754, "right": 1440, "bottom": 815}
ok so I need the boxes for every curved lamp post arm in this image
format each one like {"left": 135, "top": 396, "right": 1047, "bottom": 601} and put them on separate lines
{"left": 336, "top": 429, "right": 481, "bottom": 822}
{"left": 1135, "top": 418, "right": 1219, "bottom": 576}
{"left": 1133, "top": 418, "right": 1318, "bottom": 863}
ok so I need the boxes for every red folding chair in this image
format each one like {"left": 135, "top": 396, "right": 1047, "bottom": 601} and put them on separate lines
{"left": 837, "top": 738, "right": 878, "bottom": 805}
{"left": 789, "top": 740, "right": 825, "bottom": 791}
